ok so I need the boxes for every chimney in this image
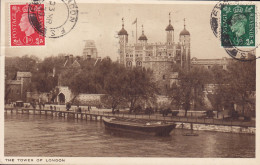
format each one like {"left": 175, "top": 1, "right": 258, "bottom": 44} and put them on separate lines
{"left": 65, "top": 55, "right": 69, "bottom": 61}
{"left": 69, "top": 54, "right": 73, "bottom": 64}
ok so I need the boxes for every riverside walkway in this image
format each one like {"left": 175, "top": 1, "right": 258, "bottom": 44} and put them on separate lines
{"left": 4, "top": 106, "right": 255, "bottom": 128}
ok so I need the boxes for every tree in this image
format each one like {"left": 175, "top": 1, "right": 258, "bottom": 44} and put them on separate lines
{"left": 207, "top": 65, "right": 229, "bottom": 117}
{"left": 168, "top": 67, "right": 211, "bottom": 116}
{"left": 124, "top": 67, "right": 158, "bottom": 113}
{"left": 32, "top": 56, "right": 66, "bottom": 93}
{"left": 101, "top": 64, "right": 157, "bottom": 113}
{"left": 227, "top": 60, "right": 256, "bottom": 117}
{"left": 207, "top": 60, "right": 255, "bottom": 119}
{"left": 101, "top": 63, "right": 128, "bottom": 113}
{"left": 5, "top": 55, "right": 40, "bottom": 79}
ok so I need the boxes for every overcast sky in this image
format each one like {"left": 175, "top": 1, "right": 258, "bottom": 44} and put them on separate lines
{"left": 5, "top": 2, "right": 230, "bottom": 60}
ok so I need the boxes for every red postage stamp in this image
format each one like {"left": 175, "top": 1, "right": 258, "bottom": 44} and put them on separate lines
{"left": 10, "top": 4, "right": 45, "bottom": 46}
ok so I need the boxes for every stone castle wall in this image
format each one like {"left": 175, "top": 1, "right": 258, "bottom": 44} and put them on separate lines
{"left": 74, "top": 94, "right": 104, "bottom": 106}
{"left": 143, "top": 61, "right": 173, "bottom": 94}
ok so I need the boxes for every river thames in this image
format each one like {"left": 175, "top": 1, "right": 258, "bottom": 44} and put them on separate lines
{"left": 4, "top": 114, "right": 255, "bottom": 157}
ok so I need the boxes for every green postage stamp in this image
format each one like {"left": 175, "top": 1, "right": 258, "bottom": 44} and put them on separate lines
{"left": 221, "top": 5, "right": 255, "bottom": 47}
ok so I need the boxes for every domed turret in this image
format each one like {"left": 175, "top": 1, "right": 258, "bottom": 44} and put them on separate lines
{"left": 118, "top": 28, "right": 128, "bottom": 35}
{"left": 138, "top": 34, "right": 148, "bottom": 40}
{"left": 138, "top": 25, "right": 148, "bottom": 41}
{"left": 180, "top": 29, "right": 190, "bottom": 35}
{"left": 118, "top": 18, "right": 128, "bottom": 35}
{"left": 166, "top": 12, "right": 174, "bottom": 44}
{"left": 166, "top": 24, "right": 174, "bottom": 31}
{"left": 165, "top": 12, "right": 174, "bottom": 31}
{"left": 180, "top": 18, "right": 190, "bottom": 36}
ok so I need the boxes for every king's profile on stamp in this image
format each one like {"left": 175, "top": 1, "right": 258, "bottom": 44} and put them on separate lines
{"left": 10, "top": 4, "right": 45, "bottom": 46}
{"left": 221, "top": 5, "right": 255, "bottom": 47}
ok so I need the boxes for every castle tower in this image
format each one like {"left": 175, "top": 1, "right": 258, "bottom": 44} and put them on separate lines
{"left": 118, "top": 18, "right": 128, "bottom": 65}
{"left": 82, "top": 40, "right": 98, "bottom": 59}
{"left": 138, "top": 25, "right": 148, "bottom": 45}
{"left": 179, "top": 18, "right": 190, "bottom": 70}
{"left": 16, "top": 72, "right": 32, "bottom": 101}
{"left": 165, "top": 12, "right": 174, "bottom": 45}
{"left": 179, "top": 18, "right": 190, "bottom": 47}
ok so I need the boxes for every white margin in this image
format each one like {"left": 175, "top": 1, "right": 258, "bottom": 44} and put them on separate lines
{"left": 0, "top": 0, "right": 259, "bottom": 165}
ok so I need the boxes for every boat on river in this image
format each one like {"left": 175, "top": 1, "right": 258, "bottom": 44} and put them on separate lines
{"left": 103, "top": 117, "right": 176, "bottom": 136}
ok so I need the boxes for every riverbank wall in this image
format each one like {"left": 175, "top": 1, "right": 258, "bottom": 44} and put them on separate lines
{"left": 176, "top": 123, "right": 255, "bottom": 135}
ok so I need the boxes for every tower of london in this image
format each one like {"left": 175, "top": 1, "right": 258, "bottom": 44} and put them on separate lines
{"left": 118, "top": 14, "right": 191, "bottom": 94}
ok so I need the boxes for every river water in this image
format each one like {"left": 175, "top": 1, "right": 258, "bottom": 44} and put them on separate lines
{"left": 4, "top": 113, "right": 255, "bottom": 157}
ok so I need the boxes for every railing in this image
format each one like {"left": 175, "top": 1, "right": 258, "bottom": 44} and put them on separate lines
{"left": 4, "top": 107, "right": 255, "bottom": 127}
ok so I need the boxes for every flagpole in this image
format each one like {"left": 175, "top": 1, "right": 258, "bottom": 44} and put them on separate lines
{"left": 136, "top": 19, "right": 137, "bottom": 44}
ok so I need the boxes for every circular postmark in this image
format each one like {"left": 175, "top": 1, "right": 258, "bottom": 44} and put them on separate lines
{"left": 28, "top": 0, "right": 78, "bottom": 38}
{"left": 210, "top": 1, "right": 259, "bottom": 61}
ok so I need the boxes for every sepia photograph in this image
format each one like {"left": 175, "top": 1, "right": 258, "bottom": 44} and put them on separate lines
{"left": 0, "top": 0, "right": 259, "bottom": 164}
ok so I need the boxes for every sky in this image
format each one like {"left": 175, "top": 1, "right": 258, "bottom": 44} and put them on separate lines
{"left": 5, "top": 2, "right": 230, "bottom": 60}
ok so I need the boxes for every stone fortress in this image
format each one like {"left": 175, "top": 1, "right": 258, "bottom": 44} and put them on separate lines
{"left": 118, "top": 14, "right": 229, "bottom": 94}
{"left": 118, "top": 14, "right": 190, "bottom": 94}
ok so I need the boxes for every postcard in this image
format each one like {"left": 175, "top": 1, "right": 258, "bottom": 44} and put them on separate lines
{"left": 0, "top": 0, "right": 259, "bottom": 165}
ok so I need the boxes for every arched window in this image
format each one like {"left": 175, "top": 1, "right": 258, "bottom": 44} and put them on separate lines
{"left": 169, "top": 53, "right": 171, "bottom": 56}
{"left": 127, "top": 61, "right": 132, "bottom": 67}
{"left": 136, "top": 54, "right": 138, "bottom": 57}
{"left": 137, "top": 61, "right": 142, "bottom": 66}
{"left": 162, "top": 75, "right": 166, "bottom": 80}
{"left": 126, "top": 53, "right": 129, "bottom": 57}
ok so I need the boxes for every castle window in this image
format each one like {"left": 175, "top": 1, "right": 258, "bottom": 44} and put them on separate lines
{"left": 163, "top": 75, "right": 166, "bottom": 80}
{"left": 159, "top": 53, "right": 162, "bottom": 56}
{"left": 136, "top": 54, "right": 138, "bottom": 57}
{"left": 126, "top": 53, "right": 129, "bottom": 57}
{"left": 165, "top": 84, "right": 168, "bottom": 89}
{"left": 208, "top": 66, "right": 211, "bottom": 69}
{"left": 136, "top": 61, "right": 142, "bottom": 67}
{"left": 127, "top": 61, "right": 132, "bottom": 67}
{"left": 130, "top": 54, "right": 133, "bottom": 57}
{"left": 169, "top": 53, "right": 171, "bottom": 56}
